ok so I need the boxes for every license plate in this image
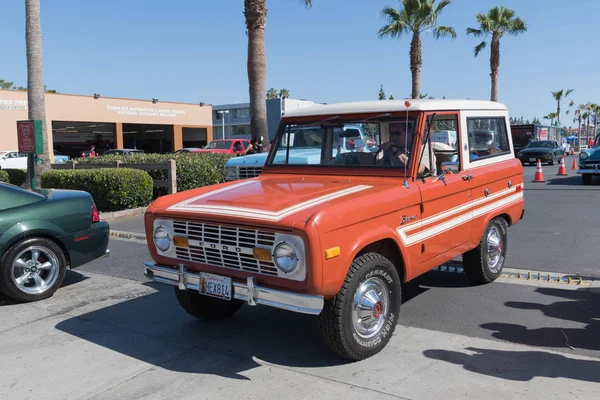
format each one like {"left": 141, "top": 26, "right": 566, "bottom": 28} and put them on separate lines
{"left": 529, "top": 158, "right": 536, "bottom": 162}
{"left": 199, "top": 273, "right": 232, "bottom": 300}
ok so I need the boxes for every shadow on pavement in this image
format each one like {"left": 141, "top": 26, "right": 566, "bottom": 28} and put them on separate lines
{"left": 480, "top": 286, "right": 600, "bottom": 352}
{"left": 0, "top": 270, "right": 89, "bottom": 306}
{"left": 54, "top": 282, "right": 350, "bottom": 378}
{"left": 423, "top": 347, "right": 600, "bottom": 383}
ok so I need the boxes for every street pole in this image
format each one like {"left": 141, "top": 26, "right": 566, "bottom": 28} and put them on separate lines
{"left": 222, "top": 116, "right": 225, "bottom": 140}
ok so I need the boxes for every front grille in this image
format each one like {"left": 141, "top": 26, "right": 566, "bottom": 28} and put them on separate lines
{"left": 238, "top": 166, "right": 262, "bottom": 179}
{"left": 521, "top": 152, "right": 548, "bottom": 159}
{"left": 172, "top": 220, "right": 279, "bottom": 276}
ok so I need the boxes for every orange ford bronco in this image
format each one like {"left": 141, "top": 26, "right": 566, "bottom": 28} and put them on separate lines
{"left": 143, "top": 99, "right": 525, "bottom": 360}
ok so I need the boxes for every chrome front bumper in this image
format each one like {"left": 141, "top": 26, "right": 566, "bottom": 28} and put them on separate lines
{"left": 143, "top": 262, "right": 324, "bottom": 315}
{"left": 576, "top": 167, "right": 599, "bottom": 174}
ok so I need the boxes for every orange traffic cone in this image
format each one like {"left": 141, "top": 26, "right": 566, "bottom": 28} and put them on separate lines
{"left": 557, "top": 156, "right": 568, "bottom": 176}
{"left": 532, "top": 159, "right": 545, "bottom": 182}
{"left": 571, "top": 157, "right": 578, "bottom": 170}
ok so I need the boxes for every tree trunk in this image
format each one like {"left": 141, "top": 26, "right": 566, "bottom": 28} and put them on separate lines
{"left": 25, "top": 0, "right": 50, "bottom": 189}
{"left": 557, "top": 100, "right": 561, "bottom": 124}
{"left": 489, "top": 34, "right": 500, "bottom": 102}
{"left": 244, "top": 0, "right": 268, "bottom": 142}
{"left": 578, "top": 117, "right": 581, "bottom": 152}
{"left": 410, "top": 31, "right": 421, "bottom": 99}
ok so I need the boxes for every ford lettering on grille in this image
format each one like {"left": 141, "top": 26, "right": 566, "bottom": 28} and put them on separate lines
{"left": 173, "top": 220, "right": 278, "bottom": 276}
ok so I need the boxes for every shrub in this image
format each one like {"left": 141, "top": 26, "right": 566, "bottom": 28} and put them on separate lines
{"left": 41, "top": 168, "right": 153, "bottom": 212}
{"left": 0, "top": 170, "right": 8, "bottom": 183}
{"left": 73, "top": 153, "right": 234, "bottom": 197}
{"left": 3, "top": 169, "right": 27, "bottom": 186}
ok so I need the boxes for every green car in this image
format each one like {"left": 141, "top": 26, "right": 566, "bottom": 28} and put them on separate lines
{"left": 577, "top": 136, "right": 600, "bottom": 185}
{"left": 0, "top": 182, "right": 110, "bottom": 302}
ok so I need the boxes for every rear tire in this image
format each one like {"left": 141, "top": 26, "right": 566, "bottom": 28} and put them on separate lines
{"left": 463, "top": 218, "right": 507, "bottom": 284}
{"left": 582, "top": 174, "right": 593, "bottom": 185}
{"left": 317, "top": 252, "right": 401, "bottom": 361}
{"left": 0, "top": 237, "right": 67, "bottom": 302}
{"left": 174, "top": 287, "right": 244, "bottom": 320}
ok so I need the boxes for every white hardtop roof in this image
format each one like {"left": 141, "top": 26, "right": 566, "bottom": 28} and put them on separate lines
{"left": 283, "top": 99, "right": 507, "bottom": 118}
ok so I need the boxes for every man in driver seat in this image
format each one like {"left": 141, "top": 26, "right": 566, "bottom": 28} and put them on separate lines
{"left": 376, "top": 123, "right": 435, "bottom": 175}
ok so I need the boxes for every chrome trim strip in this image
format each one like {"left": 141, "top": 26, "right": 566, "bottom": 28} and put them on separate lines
{"left": 576, "top": 169, "right": 600, "bottom": 174}
{"left": 143, "top": 262, "right": 323, "bottom": 315}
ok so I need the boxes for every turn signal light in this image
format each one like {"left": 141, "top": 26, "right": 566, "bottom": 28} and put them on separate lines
{"left": 253, "top": 247, "right": 271, "bottom": 261}
{"left": 173, "top": 236, "right": 188, "bottom": 247}
{"left": 325, "top": 246, "right": 341, "bottom": 259}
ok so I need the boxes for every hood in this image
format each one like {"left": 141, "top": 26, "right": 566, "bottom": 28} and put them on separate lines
{"left": 519, "top": 147, "right": 553, "bottom": 153}
{"left": 148, "top": 174, "right": 419, "bottom": 231}
{"left": 581, "top": 146, "right": 600, "bottom": 161}
{"left": 225, "top": 148, "right": 322, "bottom": 167}
{"left": 193, "top": 149, "right": 231, "bottom": 154}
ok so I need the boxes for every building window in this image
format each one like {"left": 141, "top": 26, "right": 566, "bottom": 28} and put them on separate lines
{"left": 467, "top": 117, "right": 511, "bottom": 160}
{"left": 232, "top": 108, "right": 250, "bottom": 119}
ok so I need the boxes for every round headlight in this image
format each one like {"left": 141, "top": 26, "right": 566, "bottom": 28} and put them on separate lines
{"left": 580, "top": 152, "right": 588, "bottom": 160}
{"left": 153, "top": 225, "right": 171, "bottom": 252}
{"left": 225, "top": 166, "right": 238, "bottom": 180}
{"left": 272, "top": 242, "right": 298, "bottom": 273}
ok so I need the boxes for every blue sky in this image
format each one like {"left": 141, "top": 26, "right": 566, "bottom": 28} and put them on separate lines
{"left": 1, "top": 0, "right": 598, "bottom": 127}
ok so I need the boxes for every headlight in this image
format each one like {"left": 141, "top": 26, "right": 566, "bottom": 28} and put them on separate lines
{"left": 153, "top": 225, "right": 171, "bottom": 252}
{"left": 225, "top": 166, "right": 238, "bottom": 180}
{"left": 580, "top": 152, "right": 588, "bottom": 160}
{"left": 272, "top": 241, "right": 298, "bottom": 273}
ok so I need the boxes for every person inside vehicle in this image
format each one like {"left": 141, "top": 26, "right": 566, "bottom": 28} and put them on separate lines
{"left": 376, "top": 123, "right": 435, "bottom": 175}
{"left": 244, "top": 138, "right": 263, "bottom": 155}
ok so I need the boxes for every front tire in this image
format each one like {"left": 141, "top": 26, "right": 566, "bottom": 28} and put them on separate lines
{"left": 463, "top": 218, "right": 507, "bottom": 284}
{"left": 174, "top": 287, "right": 244, "bottom": 320}
{"left": 0, "top": 237, "right": 67, "bottom": 302}
{"left": 582, "top": 174, "right": 593, "bottom": 185}
{"left": 317, "top": 253, "right": 401, "bottom": 361}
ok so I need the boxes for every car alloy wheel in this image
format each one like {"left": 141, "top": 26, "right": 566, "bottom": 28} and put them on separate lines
{"left": 351, "top": 276, "right": 390, "bottom": 339}
{"left": 11, "top": 245, "right": 60, "bottom": 295}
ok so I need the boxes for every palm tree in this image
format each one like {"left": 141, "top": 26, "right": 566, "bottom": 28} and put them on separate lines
{"left": 378, "top": 0, "right": 456, "bottom": 99}
{"left": 551, "top": 89, "right": 574, "bottom": 124}
{"left": 543, "top": 112, "right": 558, "bottom": 126}
{"left": 279, "top": 88, "right": 290, "bottom": 99}
{"left": 266, "top": 88, "right": 278, "bottom": 99}
{"left": 244, "top": 0, "right": 312, "bottom": 141}
{"left": 25, "top": 0, "right": 50, "bottom": 188}
{"left": 574, "top": 105, "right": 584, "bottom": 151}
{"left": 466, "top": 6, "right": 527, "bottom": 102}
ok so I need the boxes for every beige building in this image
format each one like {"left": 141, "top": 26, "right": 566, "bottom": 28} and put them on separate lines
{"left": 0, "top": 89, "right": 213, "bottom": 158}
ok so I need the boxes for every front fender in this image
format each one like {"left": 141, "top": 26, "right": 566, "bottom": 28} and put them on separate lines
{"left": 317, "top": 210, "right": 418, "bottom": 297}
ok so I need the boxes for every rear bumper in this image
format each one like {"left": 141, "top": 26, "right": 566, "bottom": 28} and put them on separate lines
{"left": 143, "top": 262, "right": 324, "bottom": 315}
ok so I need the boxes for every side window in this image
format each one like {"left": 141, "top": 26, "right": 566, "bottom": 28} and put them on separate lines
{"left": 467, "top": 117, "right": 510, "bottom": 160}
{"left": 420, "top": 114, "right": 460, "bottom": 177}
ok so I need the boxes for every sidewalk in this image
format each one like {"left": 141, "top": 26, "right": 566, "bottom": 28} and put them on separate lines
{"left": 1, "top": 271, "right": 598, "bottom": 400}
{"left": 107, "top": 214, "right": 145, "bottom": 235}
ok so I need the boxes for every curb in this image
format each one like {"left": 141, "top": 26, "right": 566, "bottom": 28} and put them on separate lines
{"left": 109, "top": 230, "right": 147, "bottom": 241}
{"left": 100, "top": 207, "right": 147, "bottom": 221}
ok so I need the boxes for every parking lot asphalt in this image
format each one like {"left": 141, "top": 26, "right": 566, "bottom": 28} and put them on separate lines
{"left": 1, "top": 270, "right": 598, "bottom": 400}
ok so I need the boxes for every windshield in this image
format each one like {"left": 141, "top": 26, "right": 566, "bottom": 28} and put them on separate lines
{"left": 205, "top": 141, "right": 231, "bottom": 150}
{"left": 266, "top": 117, "right": 420, "bottom": 171}
{"left": 527, "top": 141, "right": 553, "bottom": 148}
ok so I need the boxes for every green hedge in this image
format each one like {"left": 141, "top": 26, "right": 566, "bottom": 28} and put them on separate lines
{"left": 73, "top": 153, "right": 233, "bottom": 196}
{"left": 41, "top": 168, "right": 153, "bottom": 212}
{"left": 3, "top": 169, "right": 27, "bottom": 186}
{"left": 0, "top": 170, "right": 8, "bottom": 183}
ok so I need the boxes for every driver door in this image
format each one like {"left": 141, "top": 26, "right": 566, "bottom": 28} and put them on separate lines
{"left": 415, "top": 112, "right": 473, "bottom": 267}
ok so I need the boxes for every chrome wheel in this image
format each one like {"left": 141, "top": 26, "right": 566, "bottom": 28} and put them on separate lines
{"left": 486, "top": 226, "right": 503, "bottom": 273}
{"left": 351, "top": 277, "right": 389, "bottom": 339}
{"left": 10, "top": 246, "right": 60, "bottom": 295}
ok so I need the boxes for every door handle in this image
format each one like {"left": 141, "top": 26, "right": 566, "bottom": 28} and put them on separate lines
{"left": 462, "top": 174, "right": 473, "bottom": 181}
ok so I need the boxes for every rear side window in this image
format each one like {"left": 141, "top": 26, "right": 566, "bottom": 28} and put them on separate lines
{"left": 466, "top": 117, "right": 510, "bottom": 160}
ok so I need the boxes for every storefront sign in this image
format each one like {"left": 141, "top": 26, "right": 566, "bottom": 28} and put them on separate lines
{"left": 106, "top": 105, "right": 186, "bottom": 118}
{"left": 0, "top": 98, "right": 27, "bottom": 111}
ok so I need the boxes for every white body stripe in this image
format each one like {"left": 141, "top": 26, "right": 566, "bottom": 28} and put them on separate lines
{"left": 168, "top": 184, "right": 372, "bottom": 222}
{"left": 397, "top": 191, "right": 523, "bottom": 246}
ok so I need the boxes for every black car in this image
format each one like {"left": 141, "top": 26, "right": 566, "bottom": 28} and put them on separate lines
{"left": 517, "top": 140, "right": 564, "bottom": 165}
{"left": 101, "top": 149, "right": 145, "bottom": 156}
